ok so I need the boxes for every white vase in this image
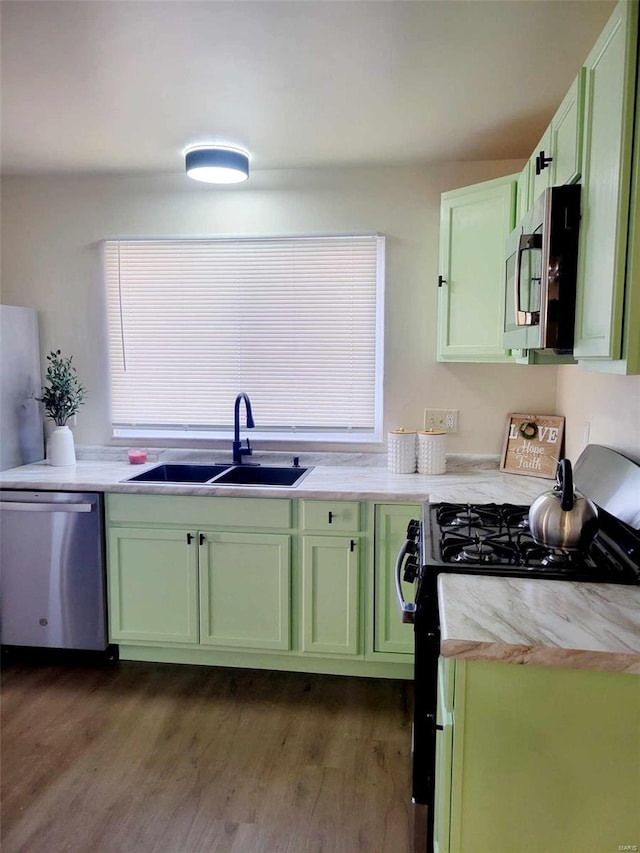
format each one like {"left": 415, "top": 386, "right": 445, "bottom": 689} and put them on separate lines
{"left": 49, "top": 425, "right": 76, "bottom": 467}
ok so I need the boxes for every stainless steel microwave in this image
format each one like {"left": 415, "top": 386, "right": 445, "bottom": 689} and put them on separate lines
{"left": 504, "top": 184, "right": 581, "bottom": 353}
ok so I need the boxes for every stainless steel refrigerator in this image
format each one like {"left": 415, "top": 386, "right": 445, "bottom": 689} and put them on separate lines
{"left": 1, "top": 304, "right": 45, "bottom": 470}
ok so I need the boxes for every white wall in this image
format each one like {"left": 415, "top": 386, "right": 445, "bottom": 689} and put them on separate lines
{"left": 556, "top": 367, "right": 640, "bottom": 462}
{"left": 1, "top": 163, "right": 562, "bottom": 455}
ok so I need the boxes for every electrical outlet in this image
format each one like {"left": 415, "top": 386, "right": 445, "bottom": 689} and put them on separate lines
{"left": 424, "top": 408, "right": 458, "bottom": 433}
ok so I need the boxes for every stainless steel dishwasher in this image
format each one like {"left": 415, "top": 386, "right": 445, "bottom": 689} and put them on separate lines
{"left": 0, "top": 491, "right": 108, "bottom": 651}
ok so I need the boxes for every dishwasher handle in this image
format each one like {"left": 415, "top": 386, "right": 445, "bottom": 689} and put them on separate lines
{"left": 0, "top": 501, "right": 94, "bottom": 513}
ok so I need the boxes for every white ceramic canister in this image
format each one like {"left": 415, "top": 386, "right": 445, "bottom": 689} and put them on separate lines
{"left": 388, "top": 428, "right": 417, "bottom": 474}
{"left": 417, "top": 430, "right": 447, "bottom": 475}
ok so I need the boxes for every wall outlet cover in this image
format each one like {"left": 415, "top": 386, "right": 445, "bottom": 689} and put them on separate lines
{"left": 424, "top": 408, "right": 458, "bottom": 433}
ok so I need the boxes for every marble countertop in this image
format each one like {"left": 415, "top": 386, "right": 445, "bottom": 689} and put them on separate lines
{"left": 438, "top": 574, "right": 640, "bottom": 674}
{"left": 0, "top": 458, "right": 552, "bottom": 503}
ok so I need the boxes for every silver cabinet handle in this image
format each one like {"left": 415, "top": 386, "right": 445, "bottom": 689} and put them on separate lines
{"left": 395, "top": 540, "right": 417, "bottom": 624}
{"left": 0, "top": 501, "right": 93, "bottom": 513}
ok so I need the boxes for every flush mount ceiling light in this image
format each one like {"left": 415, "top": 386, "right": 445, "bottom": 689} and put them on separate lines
{"left": 184, "top": 145, "right": 250, "bottom": 184}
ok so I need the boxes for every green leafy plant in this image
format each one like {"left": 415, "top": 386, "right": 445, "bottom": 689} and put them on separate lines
{"left": 39, "top": 349, "right": 86, "bottom": 427}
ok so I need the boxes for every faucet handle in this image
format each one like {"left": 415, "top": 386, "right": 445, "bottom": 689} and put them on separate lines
{"left": 293, "top": 456, "right": 300, "bottom": 468}
{"left": 245, "top": 437, "right": 252, "bottom": 455}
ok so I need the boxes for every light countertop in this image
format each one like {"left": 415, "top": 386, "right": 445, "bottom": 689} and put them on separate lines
{"left": 438, "top": 574, "right": 640, "bottom": 674}
{"left": 0, "top": 458, "right": 552, "bottom": 503}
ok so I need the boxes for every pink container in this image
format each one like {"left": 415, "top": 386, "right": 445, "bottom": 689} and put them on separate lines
{"left": 128, "top": 449, "right": 148, "bottom": 465}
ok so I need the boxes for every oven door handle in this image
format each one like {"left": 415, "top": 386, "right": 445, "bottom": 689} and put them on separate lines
{"left": 395, "top": 540, "right": 417, "bottom": 624}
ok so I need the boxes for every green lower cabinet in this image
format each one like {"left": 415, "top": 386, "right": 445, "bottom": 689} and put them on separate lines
{"left": 105, "top": 494, "right": 413, "bottom": 678}
{"left": 436, "top": 657, "right": 640, "bottom": 853}
{"left": 302, "top": 535, "right": 360, "bottom": 656}
{"left": 373, "top": 504, "right": 418, "bottom": 655}
{"left": 108, "top": 527, "right": 199, "bottom": 644}
{"left": 199, "top": 531, "right": 291, "bottom": 651}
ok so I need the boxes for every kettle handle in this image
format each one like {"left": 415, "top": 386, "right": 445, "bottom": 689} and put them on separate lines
{"left": 558, "top": 459, "right": 575, "bottom": 511}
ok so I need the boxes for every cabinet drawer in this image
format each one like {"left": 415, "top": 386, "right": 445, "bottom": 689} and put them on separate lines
{"left": 300, "top": 500, "right": 361, "bottom": 532}
{"left": 107, "top": 493, "right": 292, "bottom": 529}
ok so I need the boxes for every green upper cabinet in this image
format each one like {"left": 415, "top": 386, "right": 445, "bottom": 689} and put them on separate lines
{"left": 437, "top": 174, "right": 517, "bottom": 362}
{"left": 623, "top": 78, "right": 640, "bottom": 374}
{"left": 549, "top": 69, "right": 585, "bottom": 187}
{"left": 516, "top": 160, "right": 531, "bottom": 224}
{"left": 528, "top": 125, "right": 553, "bottom": 204}
{"left": 574, "top": 0, "right": 639, "bottom": 367}
{"left": 526, "top": 70, "right": 585, "bottom": 209}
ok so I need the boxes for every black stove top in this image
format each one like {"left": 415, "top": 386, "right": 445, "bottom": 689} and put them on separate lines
{"left": 422, "top": 501, "right": 639, "bottom": 584}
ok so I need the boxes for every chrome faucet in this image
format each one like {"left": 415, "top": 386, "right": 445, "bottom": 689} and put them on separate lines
{"left": 232, "top": 393, "right": 255, "bottom": 464}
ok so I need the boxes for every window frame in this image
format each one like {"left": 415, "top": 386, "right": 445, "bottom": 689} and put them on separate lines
{"left": 103, "top": 233, "right": 386, "bottom": 446}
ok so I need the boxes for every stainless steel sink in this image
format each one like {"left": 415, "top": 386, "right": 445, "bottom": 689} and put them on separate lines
{"left": 213, "top": 465, "right": 312, "bottom": 487}
{"left": 125, "top": 463, "right": 230, "bottom": 484}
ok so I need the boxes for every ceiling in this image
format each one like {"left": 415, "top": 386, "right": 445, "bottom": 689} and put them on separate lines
{"left": 0, "top": 0, "right": 616, "bottom": 177}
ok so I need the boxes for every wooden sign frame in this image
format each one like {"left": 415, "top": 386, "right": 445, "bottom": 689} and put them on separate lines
{"left": 500, "top": 413, "right": 565, "bottom": 479}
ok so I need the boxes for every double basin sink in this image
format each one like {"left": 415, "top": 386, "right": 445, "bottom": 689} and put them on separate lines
{"left": 123, "top": 463, "right": 312, "bottom": 488}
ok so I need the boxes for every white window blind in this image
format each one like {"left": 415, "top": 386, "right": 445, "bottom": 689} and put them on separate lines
{"left": 103, "top": 235, "right": 384, "bottom": 441}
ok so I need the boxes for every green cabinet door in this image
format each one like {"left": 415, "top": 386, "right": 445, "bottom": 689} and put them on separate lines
{"left": 574, "top": 0, "right": 638, "bottom": 361}
{"left": 302, "top": 535, "right": 360, "bottom": 656}
{"left": 199, "top": 531, "right": 291, "bottom": 650}
{"left": 528, "top": 125, "right": 552, "bottom": 204}
{"left": 549, "top": 69, "right": 585, "bottom": 187}
{"left": 516, "top": 161, "right": 531, "bottom": 223}
{"left": 433, "top": 657, "right": 455, "bottom": 853}
{"left": 437, "top": 174, "right": 517, "bottom": 362}
{"left": 528, "top": 72, "right": 585, "bottom": 207}
{"left": 373, "top": 504, "right": 418, "bottom": 655}
{"left": 442, "top": 659, "right": 640, "bottom": 853}
{"left": 107, "top": 527, "right": 199, "bottom": 644}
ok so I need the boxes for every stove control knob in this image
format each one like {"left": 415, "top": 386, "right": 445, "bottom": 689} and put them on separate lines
{"left": 405, "top": 540, "right": 418, "bottom": 556}
{"left": 407, "top": 520, "right": 420, "bottom": 538}
{"left": 403, "top": 557, "right": 419, "bottom": 583}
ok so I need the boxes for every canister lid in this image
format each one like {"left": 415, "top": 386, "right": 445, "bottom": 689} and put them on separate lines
{"left": 419, "top": 429, "right": 447, "bottom": 436}
{"left": 390, "top": 428, "right": 417, "bottom": 434}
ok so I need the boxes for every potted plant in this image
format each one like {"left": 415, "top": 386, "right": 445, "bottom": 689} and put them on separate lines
{"left": 39, "top": 349, "right": 85, "bottom": 466}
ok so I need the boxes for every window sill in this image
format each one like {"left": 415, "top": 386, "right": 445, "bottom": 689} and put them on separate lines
{"left": 112, "top": 427, "right": 383, "bottom": 448}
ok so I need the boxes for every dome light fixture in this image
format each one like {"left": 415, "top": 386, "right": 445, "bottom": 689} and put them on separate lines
{"left": 185, "top": 145, "right": 250, "bottom": 184}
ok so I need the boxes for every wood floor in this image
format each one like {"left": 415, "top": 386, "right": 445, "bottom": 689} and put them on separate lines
{"left": 1, "top": 659, "right": 416, "bottom": 853}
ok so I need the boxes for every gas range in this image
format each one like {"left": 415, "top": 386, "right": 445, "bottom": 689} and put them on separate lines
{"left": 400, "top": 445, "right": 640, "bottom": 853}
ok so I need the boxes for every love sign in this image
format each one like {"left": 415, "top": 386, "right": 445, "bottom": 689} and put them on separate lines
{"left": 500, "top": 413, "right": 566, "bottom": 479}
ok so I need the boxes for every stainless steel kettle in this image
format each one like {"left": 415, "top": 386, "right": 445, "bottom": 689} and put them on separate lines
{"left": 528, "top": 458, "right": 598, "bottom": 551}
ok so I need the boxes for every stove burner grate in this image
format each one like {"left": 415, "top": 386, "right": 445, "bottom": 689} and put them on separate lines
{"left": 442, "top": 531, "right": 520, "bottom": 565}
{"left": 518, "top": 538, "right": 587, "bottom": 569}
{"left": 436, "top": 503, "right": 502, "bottom": 529}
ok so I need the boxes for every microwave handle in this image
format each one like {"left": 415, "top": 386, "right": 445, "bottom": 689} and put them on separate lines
{"left": 514, "top": 238, "right": 528, "bottom": 326}
{"left": 515, "top": 235, "right": 541, "bottom": 326}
